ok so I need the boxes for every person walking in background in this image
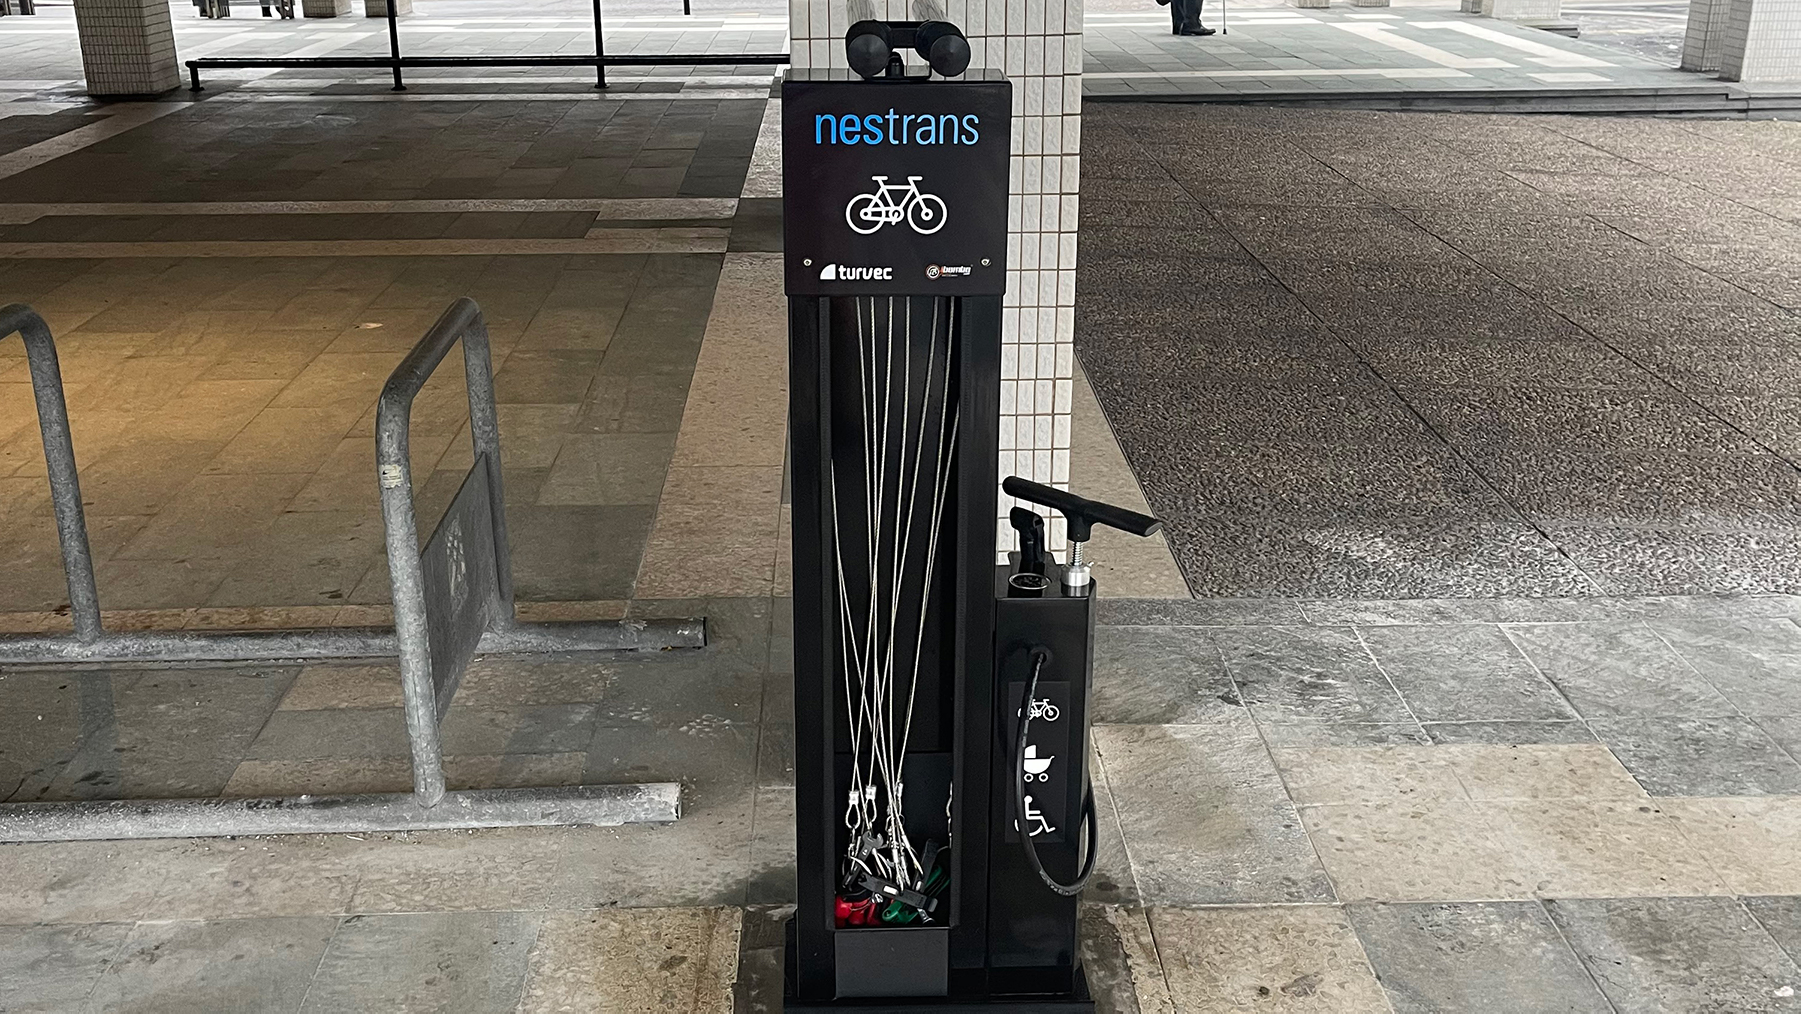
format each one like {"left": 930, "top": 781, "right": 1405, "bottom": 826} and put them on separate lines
{"left": 1158, "top": 0, "right": 1214, "bottom": 35}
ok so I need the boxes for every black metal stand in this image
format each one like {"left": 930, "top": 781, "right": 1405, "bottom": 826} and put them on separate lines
{"left": 781, "top": 55, "right": 1120, "bottom": 1011}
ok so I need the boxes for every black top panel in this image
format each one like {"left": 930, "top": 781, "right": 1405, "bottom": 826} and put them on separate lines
{"left": 783, "top": 72, "right": 1012, "bottom": 297}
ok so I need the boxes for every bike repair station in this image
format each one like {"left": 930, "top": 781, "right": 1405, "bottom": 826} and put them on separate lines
{"left": 782, "top": 21, "right": 1162, "bottom": 1011}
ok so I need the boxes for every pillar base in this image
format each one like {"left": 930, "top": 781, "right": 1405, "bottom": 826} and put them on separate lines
{"left": 1476, "top": 0, "right": 1562, "bottom": 19}
{"left": 73, "top": 0, "right": 180, "bottom": 96}
{"left": 366, "top": 0, "right": 411, "bottom": 15}
{"left": 301, "top": 0, "right": 349, "bottom": 16}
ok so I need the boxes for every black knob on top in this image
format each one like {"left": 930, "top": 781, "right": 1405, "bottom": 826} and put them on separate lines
{"left": 844, "top": 19, "right": 971, "bottom": 80}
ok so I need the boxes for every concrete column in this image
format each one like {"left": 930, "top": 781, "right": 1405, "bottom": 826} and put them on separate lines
{"left": 1477, "top": 0, "right": 1563, "bottom": 21}
{"left": 71, "top": 0, "right": 179, "bottom": 96}
{"left": 788, "top": 0, "right": 1085, "bottom": 556}
{"left": 1683, "top": 0, "right": 1732, "bottom": 71}
{"left": 365, "top": 0, "right": 411, "bottom": 16}
{"left": 1718, "top": 0, "right": 1801, "bottom": 82}
{"left": 301, "top": 0, "right": 350, "bottom": 17}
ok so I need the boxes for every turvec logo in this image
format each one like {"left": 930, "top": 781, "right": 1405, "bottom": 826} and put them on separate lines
{"left": 819, "top": 263, "right": 894, "bottom": 282}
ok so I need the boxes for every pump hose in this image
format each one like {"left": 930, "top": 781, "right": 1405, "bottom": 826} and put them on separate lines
{"left": 1013, "top": 648, "right": 1098, "bottom": 897}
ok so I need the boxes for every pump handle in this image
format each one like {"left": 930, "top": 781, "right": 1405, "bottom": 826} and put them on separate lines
{"left": 1002, "top": 477, "right": 1162, "bottom": 543}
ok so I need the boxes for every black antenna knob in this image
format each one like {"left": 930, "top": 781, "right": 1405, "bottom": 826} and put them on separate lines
{"left": 846, "top": 20, "right": 893, "bottom": 79}
{"left": 915, "top": 21, "right": 970, "bottom": 77}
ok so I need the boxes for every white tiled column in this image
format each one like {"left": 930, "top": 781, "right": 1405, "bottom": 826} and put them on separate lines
{"left": 1682, "top": 0, "right": 1732, "bottom": 71}
{"left": 1475, "top": 0, "right": 1563, "bottom": 20}
{"left": 1717, "top": 0, "right": 1801, "bottom": 82}
{"left": 71, "top": 0, "right": 179, "bottom": 96}
{"left": 789, "top": 0, "right": 1084, "bottom": 559}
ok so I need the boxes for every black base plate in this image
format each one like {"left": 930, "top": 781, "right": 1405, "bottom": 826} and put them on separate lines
{"left": 783, "top": 998, "right": 1095, "bottom": 1013}
{"left": 782, "top": 918, "right": 1095, "bottom": 1013}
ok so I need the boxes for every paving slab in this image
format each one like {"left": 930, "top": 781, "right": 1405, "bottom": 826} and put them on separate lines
{"left": 1358, "top": 623, "right": 1576, "bottom": 724}
{"left": 1591, "top": 716, "right": 1801, "bottom": 797}
{"left": 1211, "top": 625, "right": 1414, "bottom": 726}
{"left": 1348, "top": 901, "right": 1611, "bottom": 1014}
{"left": 1502, "top": 621, "right": 1738, "bottom": 720}
{"left": 1663, "top": 797, "right": 1801, "bottom": 897}
{"left": 516, "top": 908, "right": 738, "bottom": 1014}
{"left": 299, "top": 911, "right": 540, "bottom": 1013}
{"left": 1090, "top": 624, "right": 1241, "bottom": 725}
{"left": 1547, "top": 896, "right": 1801, "bottom": 1013}
{"left": 0, "top": 921, "right": 131, "bottom": 1011}
{"left": 1149, "top": 905, "right": 1390, "bottom": 1012}
{"left": 91, "top": 916, "right": 338, "bottom": 1014}
{"left": 1094, "top": 721, "right": 1334, "bottom": 905}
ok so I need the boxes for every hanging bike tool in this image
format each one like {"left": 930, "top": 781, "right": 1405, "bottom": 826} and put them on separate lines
{"left": 783, "top": 20, "right": 1161, "bottom": 1011}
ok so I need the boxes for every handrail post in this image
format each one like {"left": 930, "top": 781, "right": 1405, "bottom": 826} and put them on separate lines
{"left": 386, "top": 0, "right": 405, "bottom": 91}
{"left": 592, "top": 0, "right": 607, "bottom": 89}
{"left": 376, "top": 382, "right": 445, "bottom": 806}
{"left": 1, "top": 304, "right": 102, "bottom": 643}
{"left": 374, "top": 297, "right": 505, "bottom": 809}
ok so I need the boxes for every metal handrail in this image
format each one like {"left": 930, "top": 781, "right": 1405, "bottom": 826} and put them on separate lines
{"left": 183, "top": 0, "right": 788, "bottom": 92}
{"left": 375, "top": 296, "right": 506, "bottom": 805}
{"left": 0, "top": 302, "right": 704, "bottom": 669}
{"left": 0, "top": 303, "right": 100, "bottom": 642}
{"left": 0, "top": 298, "right": 696, "bottom": 840}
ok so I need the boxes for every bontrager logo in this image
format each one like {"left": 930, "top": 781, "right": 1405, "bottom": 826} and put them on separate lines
{"left": 819, "top": 264, "right": 893, "bottom": 281}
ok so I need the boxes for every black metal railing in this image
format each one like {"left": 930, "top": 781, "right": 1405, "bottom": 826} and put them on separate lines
{"left": 185, "top": 0, "right": 788, "bottom": 91}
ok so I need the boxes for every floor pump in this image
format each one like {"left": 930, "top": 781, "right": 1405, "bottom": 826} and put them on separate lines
{"left": 782, "top": 28, "right": 1162, "bottom": 1010}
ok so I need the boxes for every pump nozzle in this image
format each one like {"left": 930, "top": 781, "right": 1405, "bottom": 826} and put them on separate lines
{"left": 1007, "top": 506, "right": 1051, "bottom": 596}
{"left": 1010, "top": 507, "right": 1047, "bottom": 575}
{"left": 1002, "top": 476, "right": 1162, "bottom": 590}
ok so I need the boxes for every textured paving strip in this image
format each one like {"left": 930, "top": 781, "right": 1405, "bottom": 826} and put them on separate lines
{"left": 1077, "top": 105, "right": 1801, "bottom": 598}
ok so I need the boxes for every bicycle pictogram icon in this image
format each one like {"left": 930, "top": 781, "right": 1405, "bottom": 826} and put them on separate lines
{"left": 845, "top": 175, "right": 948, "bottom": 236}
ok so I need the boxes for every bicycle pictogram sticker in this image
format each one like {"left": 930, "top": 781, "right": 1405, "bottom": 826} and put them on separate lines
{"left": 846, "top": 175, "right": 948, "bottom": 236}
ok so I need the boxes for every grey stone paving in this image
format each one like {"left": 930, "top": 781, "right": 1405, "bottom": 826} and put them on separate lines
{"left": 2, "top": 592, "right": 1801, "bottom": 1007}
{"left": 1076, "top": 104, "right": 1801, "bottom": 598}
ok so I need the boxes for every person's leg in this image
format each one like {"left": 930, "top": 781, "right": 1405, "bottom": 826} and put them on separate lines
{"left": 1177, "top": 0, "right": 1214, "bottom": 34}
